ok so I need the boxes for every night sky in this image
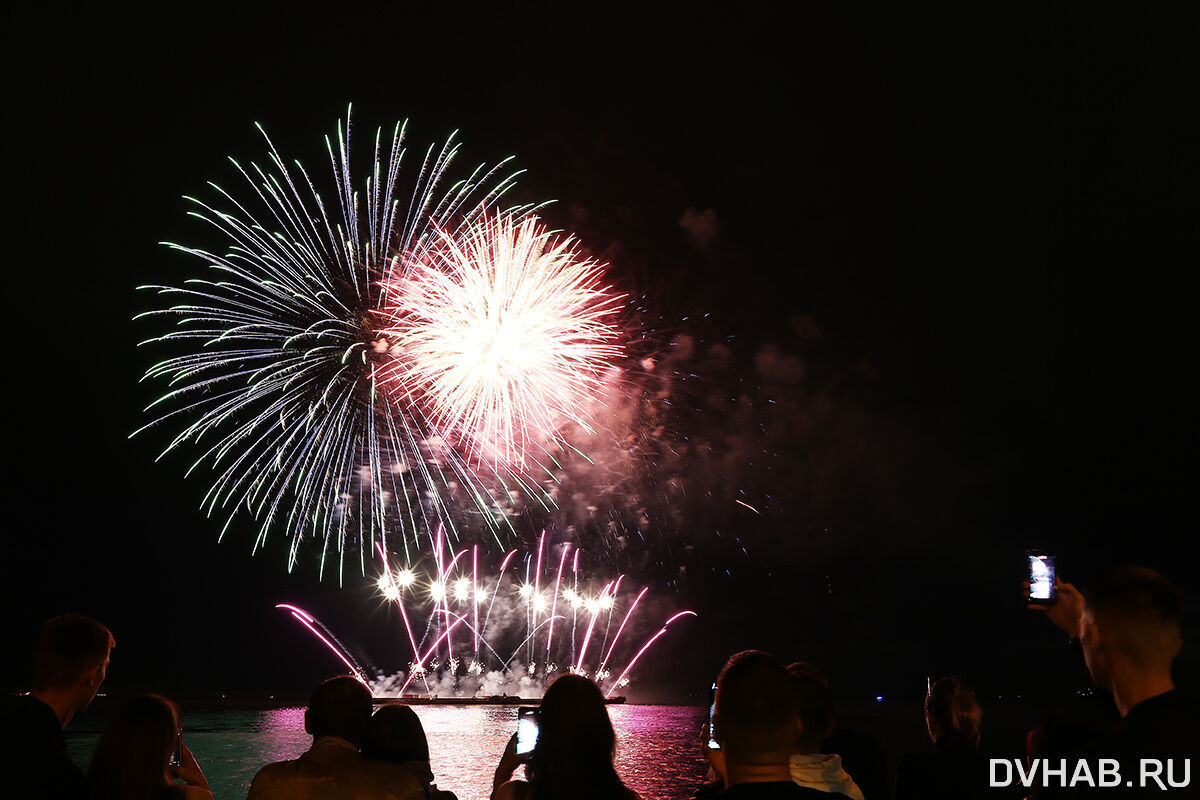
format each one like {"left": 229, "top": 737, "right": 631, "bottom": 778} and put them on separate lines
{"left": 5, "top": 5, "right": 1197, "bottom": 705}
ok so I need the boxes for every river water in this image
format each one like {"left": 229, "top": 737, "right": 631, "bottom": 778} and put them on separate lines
{"left": 66, "top": 703, "right": 709, "bottom": 800}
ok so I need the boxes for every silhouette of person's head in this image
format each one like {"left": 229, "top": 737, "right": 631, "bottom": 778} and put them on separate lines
{"left": 305, "top": 676, "right": 373, "bottom": 746}
{"left": 527, "top": 674, "right": 626, "bottom": 796}
{"left": 87, "top": 694, "right": 178, "bottom": 800}
{"left": 32, "top": 615, "right": 114, "bottom": 717}
{"left": 786, "top": 661, "right": 836, "bottom": 752}
{"left": 791, "top": 675, "right": 834, "bottom": 753}
{"left": 924, "top": 677, "right": 982, "bottom": 748}
{"left": 786, "top": 661, "right": 830, "bottom": 689}
{"left": 714, "top": 651, "right": 800, "bottom": 769}
{"left": 363, "top": 703, "right": 430, "bottom": 764}
{"left": 1079, "top": 567, "right": 1183, "bottom": 689}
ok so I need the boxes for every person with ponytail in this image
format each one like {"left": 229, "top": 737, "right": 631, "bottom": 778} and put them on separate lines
{"left": 894, "top": 678, "right": 1004, "bottom": 800}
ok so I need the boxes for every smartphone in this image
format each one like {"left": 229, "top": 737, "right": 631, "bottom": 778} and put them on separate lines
{"left": 1026, "top": 550, "right": 1056, "bottom": 606}
{"left": 516, "top": 707, "right": 539, "bottom": 756}
{"left": 169, "top": 731, "right": 182, "bottom": 767}
{"left": 706, "top": 682, "right": 719, "bottom": 750}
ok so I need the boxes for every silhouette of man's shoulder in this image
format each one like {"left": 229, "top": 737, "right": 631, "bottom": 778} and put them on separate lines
{"left": 0, "top": 694, "right": 86, "bottom": 800}
{"left": 1086, "top": 690, "right": 1200, "bottom": 762}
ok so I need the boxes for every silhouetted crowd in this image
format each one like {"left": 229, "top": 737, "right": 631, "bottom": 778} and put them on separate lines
{"left": 2, "top": 566, "right": 1195, "bottom": 799}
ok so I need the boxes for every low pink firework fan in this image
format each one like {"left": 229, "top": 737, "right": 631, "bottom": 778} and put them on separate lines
{"left": 378, "top": 213, "right": 624, "bottom": 467}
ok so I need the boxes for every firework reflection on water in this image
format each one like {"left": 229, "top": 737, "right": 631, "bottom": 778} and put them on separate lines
{"left": 67, "top": 705, "right": 707, "bottom": 800}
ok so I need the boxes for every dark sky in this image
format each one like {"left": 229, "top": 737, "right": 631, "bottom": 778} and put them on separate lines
{"left": 5, "top": 4, "right": 1197, "bottom": 705}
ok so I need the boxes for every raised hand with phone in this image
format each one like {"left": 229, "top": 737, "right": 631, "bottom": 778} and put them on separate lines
{"left": 169, "top": 738, "right": 211, "bottom": 794}
{"left": 1023, "top": 550, "right": 1084, "bottom": 638}
{"left": 492, "top": 708, "right": 539, "bottom": 797}
{"left": 1019, "top": 560, "right": 1198, "bottom": 788}
{"left": 489, "top": 676, "right": 638, "bottom": 800}
{"left": 88, "top": 695, "right": 212, "bottom": 799}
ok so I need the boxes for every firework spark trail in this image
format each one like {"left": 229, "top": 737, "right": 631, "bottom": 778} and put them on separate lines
{"left": 433, "top": 532, "right": 469, "bottom": 663}
{"left": 503, "top": 616, "right": 566, "bottom": 669}
{"left": 532, "top": 531, "right": 546, "bottom": 658}
{"left": 431, "top": 527, "right": 446, "bottom": 659}
{"left": 276, "top": 604, "right": 367, "bottom": 684}
{"left": 604, "top": 610, "right": 697, "bottom": 697}
{"left": 481, "top": 548, "right": 518, "bottom": 640}
{"left": 534, "top": 531, "right": 546, "bottom": 617}
{"left": 373, "top": 541, "right": 423, "bottom": 682}
{"left": 135, "top": 110, "right": 547, "bottom": 575}
{"left": 429, "top": 527, "right": 453, "bottom": 659}
{"left": 444, "top": 546, "right": 465, "bottom": 662}
{"left": 295, "top": 533, "right": 694, "bottom": 696}
{"left": 443, "top": 549, "right": 470, "bottom": 576}
{"left": 571, "top": 548, "right": 581, "bottom": 664}
{"left": 429, "top": 608, "right": 506, "bottom": 666}
{"left": 596, "top": 586, "right": 649, "bottom": 678}
{"left": 378, "top": 213, "right": 624, "bottom": 468}
{"left": 398, "top": 612, "right": 472, "bottom": 694}
{"left": 598, "top": 574, "right": 625, "bottom": 665}
{"left": 522, "top": 558, "right": 534, "bottom": 664}
{"left": 543, "top": 542, "right": 571, "bottom": 658}
{"left": 573, "top": 580, "right": 614, "bottom": 672}
{"left": 472, "top": 545, "right": 479, "bottom": 656}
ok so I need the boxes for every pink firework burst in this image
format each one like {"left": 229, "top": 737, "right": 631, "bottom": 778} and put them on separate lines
{"left": 378, "top": 213, "right": 623, "bottom": 466}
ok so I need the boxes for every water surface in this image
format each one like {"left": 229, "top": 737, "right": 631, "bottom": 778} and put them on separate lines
{"left": 66, "top": 703, "right": 708, "bottom": 800}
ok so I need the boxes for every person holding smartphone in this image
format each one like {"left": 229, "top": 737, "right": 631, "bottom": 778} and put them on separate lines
{"left": 86, "top": 694, "right": 212, "bottom": 800}
{"left": 491, "top": 674, "right": 639, "bottom": 800}
{"left": 1026, "top": 565, "right": 1198, "bottom": 797}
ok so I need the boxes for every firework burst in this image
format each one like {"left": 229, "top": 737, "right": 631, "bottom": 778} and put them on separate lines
{"left": 377, "top": 213, "right": 624, "bottom": 468}
{"left": 278, "top": 531, "right": 695, "bottom": 698}
{"left": 134, "top": 110, "right": 538, "bottom": 574}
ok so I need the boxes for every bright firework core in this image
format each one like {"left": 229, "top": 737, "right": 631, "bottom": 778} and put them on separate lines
{"left": 379, "top": 213, "right": 624, "bottom": 467}
{"left": 275, "top": 534, "right": 697, "bottom": 697}
{"left": 389, "top": 572, "right": 612, "bottom": 613}
{"left": 365, "top": 536, "right": 696, "bottom": 698}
